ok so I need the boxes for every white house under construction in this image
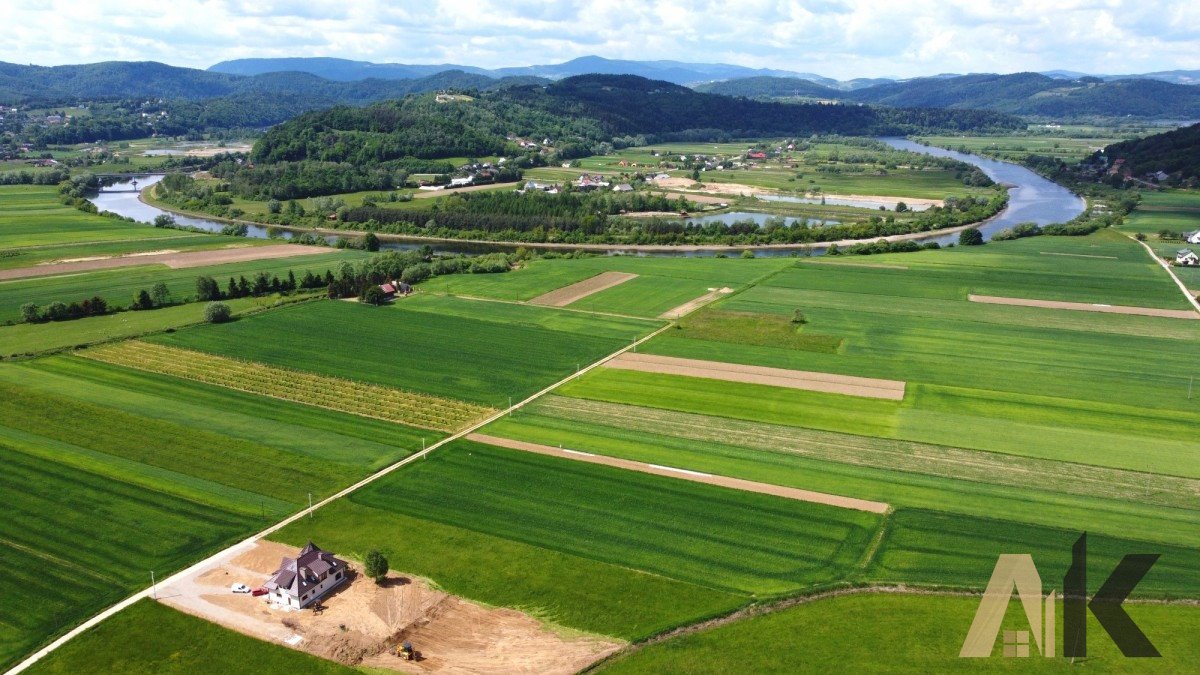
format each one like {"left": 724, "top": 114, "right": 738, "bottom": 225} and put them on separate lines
{"left": 264, "top": 542, "right": 348, "bottom": 609}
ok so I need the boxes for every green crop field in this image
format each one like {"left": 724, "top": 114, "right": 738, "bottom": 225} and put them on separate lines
{"left": 152, "top": 295, "right": 661, "bottom": 406}
{"left": 1121, "top": 190, "right": 1200, "bottom": 236}
{"left": 0, "top": 294, "right": 304, "bottom": 357}
{"left": 273, "top": 439, "right": 882, "bottom": 639}
{"left": 26, "top": 600, "right": 354, "bottom": 675}
{"left": 0, "top": 234, "right": 259, "bottom": 271}
{"left": 0, "top": 185, "right": 185, "bottom": 249}
{"left": 597, "top": 593, "right": 1200, "bottom": 673}
{"left": 0, "top": 249, "right": 364, "bottom": 323}
{"left": 915, "top": 132, "right": 1130, "bottom": 163}
{"left": 0, "top": 355, "right": 431, "bottom": 670}
{"left": 421, "top": 256, "right": 792, "bottom": 316}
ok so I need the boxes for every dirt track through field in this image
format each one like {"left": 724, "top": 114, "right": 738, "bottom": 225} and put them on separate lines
{"left": 468, "top": 433, "right": 890, "bottom": 514}
{"left": 0, "top": 244, "right": 333, "bottom": 281}
{"left": 968, "top": 294, "right": 1199, "bottom": 319}
{"left": 659, "top": 287, "right": 733, "bottom": 319}
{"left": 528, "top": 271, "right": 638, "bottom": 307}
{"left": 159, "top": 540, "right": 619, "bottom": 674}
{"left": 605, "top": 352, "right": 907, "bottom": 400}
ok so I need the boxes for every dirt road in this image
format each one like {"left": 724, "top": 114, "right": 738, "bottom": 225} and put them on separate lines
{"left": 658, "top": 287, "right": 733, "bottom": 319}
{"left": 468, "top": 433, "right": 891, "bottom": 514}
{"left": 605, "top": 352, "right": 907, "bottom": 400}
{"left": 528, "top": 271, "right": 637, "bottom": 307}
{"left": 0, "top": 244, "right": 334, "bottom": 281}
{"left": 968, "top": 294, "right": 1199, "bottom": 319}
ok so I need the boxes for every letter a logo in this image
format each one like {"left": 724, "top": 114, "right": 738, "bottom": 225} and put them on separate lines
{"left": 960, "top": 554, "right": 1056, "bottom": 657}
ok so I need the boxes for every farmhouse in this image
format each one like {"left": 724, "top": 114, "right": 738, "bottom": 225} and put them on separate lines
{"left": 264, "top": 542, "right": 348, "bottom": 609}
{"left": 379, "top": 281, "right": 413, "bottom": 300}
{"left": 1183, "top": 230, "right": 1200, "bottom": 244}
{"left": 612, "top": 183, "right": 633, "bottom": 192}
{"left": 1176, "top": 249, "right": 1199, "bottom": 267}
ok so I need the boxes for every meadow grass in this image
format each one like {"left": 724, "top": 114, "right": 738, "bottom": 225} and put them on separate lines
{"left": 25, "top": 600, "right": 355, "bottom": 675}
{"left": 1120, "top": 190, "right": 1200, "bottom": 236}
{"left": 598, "top": 593, "right": 1200, "bottom": 673}
{"left": 152, "top": 296, "right": 657, "bottom": 406}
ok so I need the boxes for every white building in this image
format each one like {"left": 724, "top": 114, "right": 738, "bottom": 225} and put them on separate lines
{"left": 1183, "top": 230, "right": 1200, "bottom": 245}
{"left": 265, "top": 542, "right": 348, "bottom": 609}
{"left": 1176, "top": 249, "right": 1200, "bottom": 267}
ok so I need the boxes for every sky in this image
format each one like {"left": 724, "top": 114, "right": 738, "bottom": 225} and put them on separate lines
{"left": 4, "top": 0, "right": 1200, "bottom": 79}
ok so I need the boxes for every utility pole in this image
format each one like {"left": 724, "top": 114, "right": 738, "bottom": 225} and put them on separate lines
{"left": 308, "top": 492, "right": 313, "bottom": 519}
{"left": 1190, "top": 376, "right": 1194, "bottom": 400}
{"left": 150, "top": 570, "right": 156, "bottom": 599}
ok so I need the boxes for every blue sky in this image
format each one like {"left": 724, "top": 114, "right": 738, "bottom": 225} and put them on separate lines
{"left": 5, "top": 0, "right": 1199, "bottom": 79}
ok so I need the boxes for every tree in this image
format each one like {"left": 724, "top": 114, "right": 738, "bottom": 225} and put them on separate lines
{"left": 895, "top": 201, "right": 908, "bottom": 213}
{"left": 267, "top": 199, "right": 282, "bottom": 214}
{"left": 363, "top": 231, "right": 380, "bottom": 252}
{"left": 20, "top": 303, "right": 40, "bottom": 323}
{"left": 150, "top": 282, "right": 171, "bottom": 307}
{"left": 364, "top": 550, "right": 389, "bottom": 584}
{"left": 740, "top": 249, "right": 755, "bottom": 259}
{"left": 196, "top": 275, "right": 221, "bottom": 301}
{"left": 792, "top": 309, "right": 807, "bottom": 325}
{"left": 132, "top": 289, "right": 154, "bottom": 310}
{"left": 958, "top": 227, "right": 984, "bottom": 246}
{"left": 45, "top": 301, "right": 68, "bottom": 321}
{"left": 361, "top": 285, "right": 387, "bottom": 306}
{"left": 153, "top": 214, "right": 176, "bottom": 228}
{"left": 204, "top": 302, "right": 232, "bottom": 324}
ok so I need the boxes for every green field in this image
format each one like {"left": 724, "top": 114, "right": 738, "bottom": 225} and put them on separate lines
{"left": 0, "top": 185, "right": 184, "bottom": 249}
{"left": 0, "top": 355, "right": 431, "bottom": 670}
{"left": 273, "top": 439, "right": 882, "bottom": 639}
{"left": 598, "top": 593, "right": 1200, "bottom": 673}
{"left": 0, "top": 234, "right": 259, "bottom": 271}
{"left": 26, "top": 600, "right": 354, "bottom": 675}
{"left": 422, "top": 256, "right": 792, "bottom": 317}
{"left": 1121, "top": 190, "right": 1200, "bottom": 236}
{"left": 916, "top": 132, "right": 1131, "bottom": 163}
{"left": 0, "top": 294, "right": 303, "bottom": 357}
{"left": 0, "top": 249, "right": 364, "bottom": 322}
{"left": 152, "top": 295, "right": 661, "bottom": 406}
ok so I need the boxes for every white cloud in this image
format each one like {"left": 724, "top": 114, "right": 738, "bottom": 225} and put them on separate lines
{"left": 1, "top": 0, "right": 1198, "bottom": 78}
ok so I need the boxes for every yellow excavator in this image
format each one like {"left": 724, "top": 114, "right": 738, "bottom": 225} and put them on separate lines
{"left": 396, "top": 641, "right": 415, "bottom": 661}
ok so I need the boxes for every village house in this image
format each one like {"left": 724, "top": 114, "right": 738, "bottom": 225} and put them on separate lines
{"left": 264, "top": 542, "right": 348, "bottom": 609}
{"left": 612, "top": 183, "right": 633, "bottom": 192}
{"left": 1183, "top": 230, "right": 1200, "bottom": 245}
{"left": 379, "top": 280, "right": 413, "bottom": 300}
{"left": 522, "top": 180, "right": 558, "bottom": 193}
{"left": 574, "top": 174, "right": 610, "bottom": 190}
{"left": 1176, "top": 249, "right": 1199, "bottom": 267}
{"left": 746, "top": 151, "right": 767, "bottom": 160}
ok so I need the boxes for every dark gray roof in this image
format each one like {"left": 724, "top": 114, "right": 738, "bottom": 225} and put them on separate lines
{"left": 265, "top": 542, "right": 347, "bottom": 599}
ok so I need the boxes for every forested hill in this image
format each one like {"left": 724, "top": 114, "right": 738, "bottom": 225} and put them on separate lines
{"left": 252, "top": 74, "right": 1023, "bottom": 164}
{"left": 1099, "top": 123, "right": 1200, "bottom": 180}
{"left": 696, "top": 72, "right": 1200, "bottom": 119}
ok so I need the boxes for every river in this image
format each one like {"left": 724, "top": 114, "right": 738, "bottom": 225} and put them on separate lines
{"left": 89, "top": 142, "right": 1086, "bottom": 256}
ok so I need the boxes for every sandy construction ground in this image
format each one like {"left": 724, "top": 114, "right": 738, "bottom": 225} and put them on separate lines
{"left": 968, "top": 294, "right": 1199, "bottom": 320}
{"left": 605, "top": 352, "right": 907, "bottom": 400}
{"left": 0, "top": 244, "right": 333, "bottom": 281}
{"left": 468, "top": 433, "right": 890, "bottom": 514}
{"left": 528, "top": 271, "right": 638, "bottom": 307}
{"left": 651, "top": 177, "right": 775, "bottom": 197}
{"left": 158, "top": 540, "right": 619, "bottom": 674}
{"left": 659, "top": 287, "right": 733, "bottom": 319}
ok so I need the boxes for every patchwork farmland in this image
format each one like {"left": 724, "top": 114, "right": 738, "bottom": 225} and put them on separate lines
{"left": 7, "top": 215, "right": 1200, "bottom": 672}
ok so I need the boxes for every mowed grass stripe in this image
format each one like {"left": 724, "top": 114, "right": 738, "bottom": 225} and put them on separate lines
{"left": 81, "top": 341, "right": 493, "bottom": 432}
{"left": 522, "top": 396, "right": 1200, "bottom": 511}
{"left": 348, "top": 440, "right": 882, "bottom": 596}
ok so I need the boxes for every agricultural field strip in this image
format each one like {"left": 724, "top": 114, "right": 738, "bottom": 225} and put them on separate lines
{"left": 967, "top": 293, "right": 1199, "bottom": 319}
{"left": 79, "top": 341, "right": 491, "bottom": 433}
{"left": 467, "top": 433, "right": 890, "bottom": 514}
{"left": 6, "top": 320, "right": 678, "bottom": 675}
{"left": 605, "top": 352, "right": 907, "bottom": 401}
{"left": 531, "top": 396, "right": 1200, "bottom": 511}
{"left": 1131, "top": 234, "right": 1200, "bottom": 314}
{"left": 527, "top": 271, "right": 639, "bottom": 307}
{"left": 659, "top": 288, "right": 733, "bottom": 319}
{"left": 0, "top": 244, "right": 329, "bottom": 281}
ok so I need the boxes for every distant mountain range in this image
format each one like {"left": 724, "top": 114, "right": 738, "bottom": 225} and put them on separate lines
{"left": 697, "top": 72, "right": 1200, "bottom": 118}
{"left": 209, "top": 55, "right": 1200, "bottom": 89}
{"left": 3, "top": 56, "right": 1198, "bottom": 121}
